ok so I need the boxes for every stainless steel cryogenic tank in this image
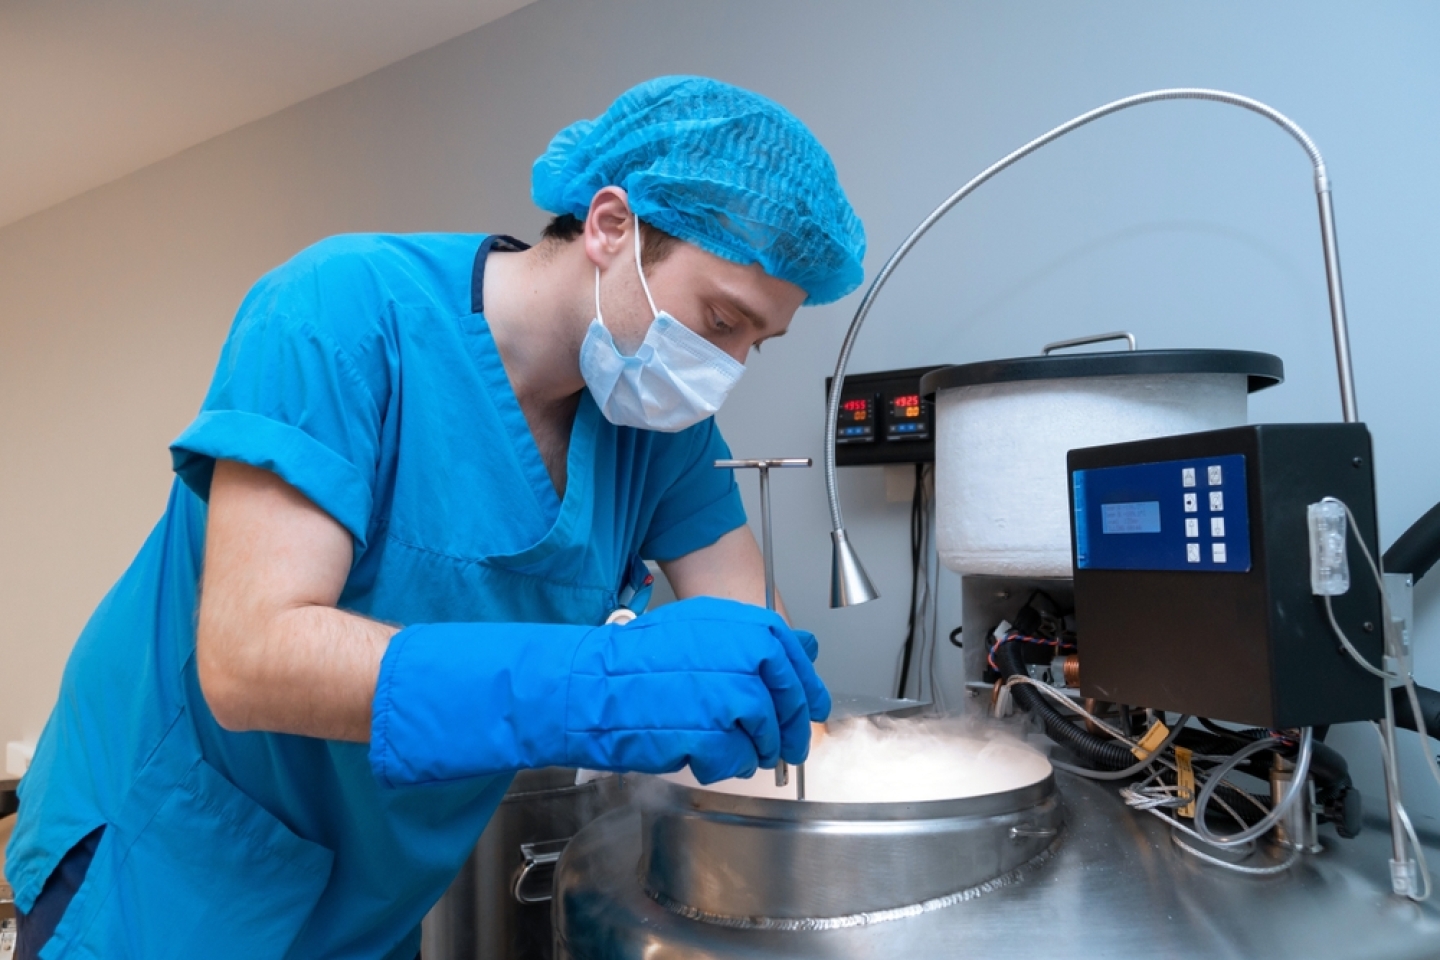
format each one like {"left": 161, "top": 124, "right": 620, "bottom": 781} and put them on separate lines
{"left": 637, "top": 774, "right": 1062, "bottom": 925}
{"left": 555, "top": 772, "right": 1440, "bottom": 959}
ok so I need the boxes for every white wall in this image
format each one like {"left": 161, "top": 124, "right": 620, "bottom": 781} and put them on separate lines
{"left": 2, "top": 0, "right": 1438, "bottom": 818}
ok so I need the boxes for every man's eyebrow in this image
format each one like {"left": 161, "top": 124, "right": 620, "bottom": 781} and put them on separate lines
{"left": 726, "top": 299, "right": 770, "bottom": 332}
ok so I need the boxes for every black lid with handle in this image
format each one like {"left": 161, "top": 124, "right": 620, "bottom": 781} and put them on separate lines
{"left": 919, "top": 331, "right": 1283, "bottom": 397}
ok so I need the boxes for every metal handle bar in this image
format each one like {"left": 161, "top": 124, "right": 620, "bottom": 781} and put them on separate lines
{"left": 1042, "top": 331, "right": 1136, "bottom": 355}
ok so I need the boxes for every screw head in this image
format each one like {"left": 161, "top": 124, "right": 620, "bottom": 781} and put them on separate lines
{"left": 1363, "top": 621, "right": 1376, "bottom": 633}
{"left": 1352, "top": 456, "right": 1364, "bottom": 468}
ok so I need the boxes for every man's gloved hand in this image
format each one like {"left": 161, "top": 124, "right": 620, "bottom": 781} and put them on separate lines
{"left": 369, "top": 597, "right": 831, "bottom": 788}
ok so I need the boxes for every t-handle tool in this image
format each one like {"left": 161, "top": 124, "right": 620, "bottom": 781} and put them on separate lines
{"left": 714, "top": 457, "right": 812, "bottom": 800}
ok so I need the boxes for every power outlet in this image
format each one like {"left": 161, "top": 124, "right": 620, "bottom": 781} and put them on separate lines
{"left": 6, "top": 741, "right": 34, "bottom": 778}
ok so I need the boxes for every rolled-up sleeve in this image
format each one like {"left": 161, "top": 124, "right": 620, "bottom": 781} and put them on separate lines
{"left": 171, "top": 275, "right": 384, "bottom": 549}
{"left": 640, "top": 418, "right": 747, "bottom": 562}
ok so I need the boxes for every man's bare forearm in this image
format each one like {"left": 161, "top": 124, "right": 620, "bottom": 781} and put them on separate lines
{"left": 197, "top": 460, "right": 396, "bottom": 743}
{"left": 200, "top": 602, "right": 395, "bottom": 742}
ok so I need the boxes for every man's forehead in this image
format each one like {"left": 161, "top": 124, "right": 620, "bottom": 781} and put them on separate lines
{"left": 668, "top": 241, "right": 806, "bottom": 315}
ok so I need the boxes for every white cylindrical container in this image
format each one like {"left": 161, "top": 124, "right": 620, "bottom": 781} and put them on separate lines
{"left": 920, "top": 349, "right": 1282, "bottom": 577}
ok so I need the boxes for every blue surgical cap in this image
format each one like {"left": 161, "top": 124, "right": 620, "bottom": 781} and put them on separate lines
{"left": 532, "top": 76, "right": 866, "bottom": 306}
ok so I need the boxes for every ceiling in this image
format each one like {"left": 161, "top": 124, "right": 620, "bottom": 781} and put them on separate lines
{"left": 0, "top": 0, "right": 537, "bottom": 229}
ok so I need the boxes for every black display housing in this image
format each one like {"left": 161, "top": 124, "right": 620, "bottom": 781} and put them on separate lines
{"left": 825, "top": 366, "right": 944, "bottom": 466}
{"left": 1068, "top": 423, "right": 1385, "bottom": 729}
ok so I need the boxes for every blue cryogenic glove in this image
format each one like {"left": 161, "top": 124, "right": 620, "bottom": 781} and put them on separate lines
{"left": 369, "top": 597, "right": 831, "bottom": 787}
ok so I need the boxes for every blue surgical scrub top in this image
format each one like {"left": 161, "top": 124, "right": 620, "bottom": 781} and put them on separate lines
{"left": 6, "top": 233, "right": 746, "bottom": 959}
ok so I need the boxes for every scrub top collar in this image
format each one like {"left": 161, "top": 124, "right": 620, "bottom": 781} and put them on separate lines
{"left": 471, "top": 234, "right": 530, "bottom": 314}
{"left": 465, "top": 234, "right": 603, "bottom": 574}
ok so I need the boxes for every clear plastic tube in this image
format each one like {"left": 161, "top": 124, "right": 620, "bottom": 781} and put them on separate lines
{"left": 1193, "top": 728, "right": 1314, "bottom": 848}
{"left": 1170, "top": 830, "right": 1300, "bottom": 876}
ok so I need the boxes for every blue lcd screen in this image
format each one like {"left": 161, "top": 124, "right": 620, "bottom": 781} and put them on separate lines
{"left": 1100, "top": 501, "right": 1161, "bottom": 534}
{"left": 1073, "top": 453, "right": 1250, "bottom": 572}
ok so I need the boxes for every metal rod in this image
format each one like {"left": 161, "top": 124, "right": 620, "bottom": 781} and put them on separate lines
{"left": 1381, "top": 677, "right": 1414, "bottom": 895}
{"left": 756, "top": 465, "right": 787, "bottom": 790}
{"left": 1316, "top": 186, "right": 1359, "bottom": 423}
{"left": 759, "top": 466, "right": 775, "bottom": 614}
{"left": 715, "top": 458, "right": 812, "bottom": 798}
{"left": 824, "top": 88, "right": 1362, "bottom": 607}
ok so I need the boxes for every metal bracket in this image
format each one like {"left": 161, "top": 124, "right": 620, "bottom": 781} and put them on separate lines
{"left": 513, "top": 839, "right": 570, "bottom": 905}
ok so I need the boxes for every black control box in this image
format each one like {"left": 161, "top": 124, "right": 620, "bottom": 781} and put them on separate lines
{"left": 825, "top": 366, "right": 944, "bottom": 466}
{"left": 1068, "top": 423, "right": 1385, "bottom": 728}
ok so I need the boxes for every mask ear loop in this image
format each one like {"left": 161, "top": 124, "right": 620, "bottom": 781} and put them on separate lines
{"left": 594, "top": 267, "right": 605, "bottom": 325}
{"left": 632, "top": 215, "right": 661, "bottom": 319}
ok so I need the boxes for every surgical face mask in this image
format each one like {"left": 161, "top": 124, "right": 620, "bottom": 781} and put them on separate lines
{"left": 579, "top": 221, "right": 746, "bottom": 432}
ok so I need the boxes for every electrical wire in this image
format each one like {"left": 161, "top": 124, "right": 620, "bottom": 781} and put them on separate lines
{"left": 1004, "top": 675, "right": 1136, "bottom": 745}
{"left": 1169, "top": 831, "right": 1301, "bottom": 876}
{"left": 1324, "top": 594, "right": 1396, "bottom": 681}
{"left": 1373, "top": 721, "right": 1434, "bottom": 901}
{"left": 896, "top": 463, "right": 926, "bottom": 698}
{"left": 1005, "top": 672, "right": 1300, "bottom": 874}
{"left": 926, "top": 468, "right": 946, "bottom": 712}
{"left": 1051, "top": 716, "right": 1193, "bottom": 781}
{"left": 1111, "top": 734, "right": 1295, "bottom": 875}
{"left": 1322, "top": 495, "right": 1440, "bottom": 899}
{"left": 1193, "top": 729, "right": 1314, "bottom": 848}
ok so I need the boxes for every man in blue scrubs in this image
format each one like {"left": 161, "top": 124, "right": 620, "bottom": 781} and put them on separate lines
{"left": 6, "top": 76, "right": 865, "bottom": 958}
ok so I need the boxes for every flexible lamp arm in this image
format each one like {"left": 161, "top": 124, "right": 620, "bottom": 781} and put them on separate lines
{"left": 826, "top": 88, "right": 1358, "bottom": 608}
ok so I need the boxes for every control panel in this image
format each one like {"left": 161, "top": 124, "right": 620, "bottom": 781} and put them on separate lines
{"left": 826, "top": 366, "right": 945, "bottom": 466}
{"left": 837, "top": 396, "right": 876, "bottom": 444}
{"left": 886, "top": 393, "right": 929, "bottom": 441}
{"left": 1073, "top": 453, "right": 1251, "bottom": 572}
{"left": 1068, "top": 424, "right": 1384, "bottom": 729}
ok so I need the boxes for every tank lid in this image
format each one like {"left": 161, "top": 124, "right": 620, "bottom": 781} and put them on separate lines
{"left": 920, "top": 348, "right": 1283, "bottom": 397}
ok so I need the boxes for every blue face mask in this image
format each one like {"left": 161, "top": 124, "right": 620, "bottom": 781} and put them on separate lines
{"left": 579, "top": 221, "right": 746, "bottom": 432}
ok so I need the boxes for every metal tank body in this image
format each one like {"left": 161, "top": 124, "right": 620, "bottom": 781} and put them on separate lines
{"left": 638, "top": 776, "right": 1061, "bottom": 924}
{"left": 555, "top": 773, "right": 1440, "bottom": 959}
{"left": 423, "top": 768, "right": 629, "bottom": 960}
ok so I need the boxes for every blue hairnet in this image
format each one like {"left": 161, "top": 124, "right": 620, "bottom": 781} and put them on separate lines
{"left": 532, "top": 76, "right": 866, "bottom": 306}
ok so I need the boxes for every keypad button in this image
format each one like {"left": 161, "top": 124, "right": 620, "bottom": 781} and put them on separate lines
{"left": 1211, "top": 517, "right": 1225, "bottom": 538}
{"left": 1187, "top": 543, "right": 1201, "bottom": 563}
{"left": 1207, "top": 465, "right": 1223, "bottom": 486}
{"left": 1182, "top": 467, "right": 1197, "bottom": 488}
{"left": 1209, "top": 491, "right": 1224, "bottom": 512}
{"left": 1212, "top": 543, "right": 1227, "bottom": 563}
{"left": 1185, "top": 518, "right": 1199, "bottom": 538}
{"left": 1183, "top": 493, "right": 1198, "bottom": 513}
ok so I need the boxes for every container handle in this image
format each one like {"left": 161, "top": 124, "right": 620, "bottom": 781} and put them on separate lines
{"left": 1041, "top": 331, "right": 1136, "bottom": 355}
{"left": 512, "top": 839, "right": 570, "bottom": 904}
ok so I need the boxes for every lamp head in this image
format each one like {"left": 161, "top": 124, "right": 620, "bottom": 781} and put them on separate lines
{"left": 830, "top": 528, "right": 880, "bottom": 607}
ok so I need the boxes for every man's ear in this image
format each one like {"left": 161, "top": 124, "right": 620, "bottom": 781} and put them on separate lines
{"left": 583, "top": 187, "right": 635, "bottom": 272}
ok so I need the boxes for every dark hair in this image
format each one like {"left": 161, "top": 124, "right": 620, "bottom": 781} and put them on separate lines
{"left": 540, "top": 213, "right": 680, "bottom": 269}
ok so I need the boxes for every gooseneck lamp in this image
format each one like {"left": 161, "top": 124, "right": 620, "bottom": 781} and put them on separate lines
{"left": 825, "top": 88, "right": 1359, "bottom": 610}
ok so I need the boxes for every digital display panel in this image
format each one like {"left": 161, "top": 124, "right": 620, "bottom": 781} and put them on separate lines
{"left": 889, "top": 394, "right": 922, "bottom": 419}
{"left": 1100, "top": 501, "right": 1161, "bottom": 535}
{"left": 1073, "top": 453, "right": 1250, "bottom": 572}
{"left": 837, "top": 394, "right": 876, "bottom": 443}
